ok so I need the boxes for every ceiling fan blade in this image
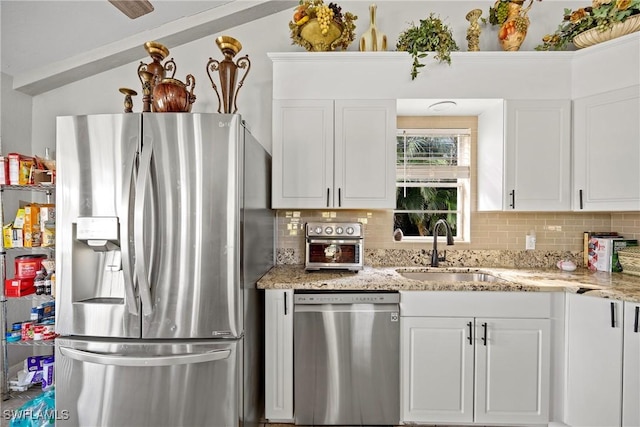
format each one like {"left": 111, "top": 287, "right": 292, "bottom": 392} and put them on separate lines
{"left": 108, "top": 0, "right": 154, "bottom": 19}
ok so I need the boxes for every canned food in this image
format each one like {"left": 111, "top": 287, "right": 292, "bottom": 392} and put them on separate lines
{"left": 15, "top": 255, "right": 47, "bottom": 279}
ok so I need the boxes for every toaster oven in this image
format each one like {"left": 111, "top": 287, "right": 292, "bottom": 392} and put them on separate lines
{"left": 305, "top": 222, "right": 363, "bottom": 271}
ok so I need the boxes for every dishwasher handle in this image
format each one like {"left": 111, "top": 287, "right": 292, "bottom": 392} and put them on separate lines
{"left": 294, "top": 293, "right": 400, "bottom": 305}
{"left": 294, "top": 303, "right": 399, "bottom": 314}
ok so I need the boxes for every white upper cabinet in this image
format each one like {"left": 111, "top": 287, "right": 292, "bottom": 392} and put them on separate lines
{"left": 272, "top": 99, "right": 333, "bottom": 209}
{"left": 269, "top": 35, "right": 640, "bottom": 212}
{"left": 572, "top": 85, "right": 640, "bottom": 211}
{"left": 478, "top": 99, "right": 571, "bottom": 211}
{"left": 504, "top": 100, "right": 571, "bottom": 211}
{"left": 272, "top": 99, "right": 396, "bottom": 209}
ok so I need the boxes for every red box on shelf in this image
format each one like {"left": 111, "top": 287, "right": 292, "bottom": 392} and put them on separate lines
{"left": 5, "top": 278, "right": 35, "bottom": 297}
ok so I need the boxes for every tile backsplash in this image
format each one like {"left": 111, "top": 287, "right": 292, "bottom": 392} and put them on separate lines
{"left": 276, "top": 210, "right": 640, "bottom": 266}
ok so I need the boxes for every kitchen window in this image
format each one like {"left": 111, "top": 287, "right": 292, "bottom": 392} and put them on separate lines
{"left": 395, "top": 128, "right": 470, "bottom": 242}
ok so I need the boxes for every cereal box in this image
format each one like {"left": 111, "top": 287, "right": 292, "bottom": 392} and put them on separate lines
{"left": 23, "top": 204, "right": 41, "bottom": 247}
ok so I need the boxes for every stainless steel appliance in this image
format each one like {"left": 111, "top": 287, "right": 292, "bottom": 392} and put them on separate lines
{"left": 304, "top": 222, "right": 363, "bottom": 271}
{"left": 55, "top": 113, "right": 274, "bottom": 427}
{"left": 293, "top": 291, "right": 400, "bottom": 425}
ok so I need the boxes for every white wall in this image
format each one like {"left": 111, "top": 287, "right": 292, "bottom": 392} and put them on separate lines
{"left": 27, "top": 1, "right": 575, "bottom": 157}
{"left": 1, "top": 73, "right": 33, "bottom": 154}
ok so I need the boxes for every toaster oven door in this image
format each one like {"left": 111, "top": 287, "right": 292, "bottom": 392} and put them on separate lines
{"left": 305, "top": 239, "right": 362, "bottom": 270}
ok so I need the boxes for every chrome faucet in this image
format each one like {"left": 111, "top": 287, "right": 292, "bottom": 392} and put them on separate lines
{"left": 431, "top": 219, "right": 454, "bottom": 267}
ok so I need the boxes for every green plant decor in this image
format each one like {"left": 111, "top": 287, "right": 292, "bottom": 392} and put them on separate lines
{"left": 536, "top": 0, "right": 640, "bottom": 51}
{"left": 396, "top": 13, "right": 459, "bottom": 80}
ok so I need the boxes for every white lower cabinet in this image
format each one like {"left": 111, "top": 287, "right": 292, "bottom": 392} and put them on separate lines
{"left": 401, "top": 292, "right": 550, "bottom": 426}
{"left": 565, "top": 293, "right": 623, "bottom": 427}
{"left": 264, "top": 289, "right": 294, "bottom": 422}
{"left": 623, "top": 301, "right": 640, "bottom": 427}
{"left": 567, "top": 295, "right": 640, "bottom": 427}
{"left": 402, "top": 317, "right": 474, "bottom": 423}
{"left": 475, "top": 318, "right": 550, "bottom": 425}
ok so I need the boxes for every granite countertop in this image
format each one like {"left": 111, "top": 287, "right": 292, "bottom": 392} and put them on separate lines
{"left": 257, "top": 265, "right": 640, "bottom": 303}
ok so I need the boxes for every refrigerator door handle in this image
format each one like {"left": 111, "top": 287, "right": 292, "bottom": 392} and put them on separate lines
{"left": 59, "top": 346, "right": 231, "bottom": 367}
{"left": 134, "top": 138, "right": 154, "bottom": 316}
{"left": 121, "top": 142, "right": 139, "bottom": 316}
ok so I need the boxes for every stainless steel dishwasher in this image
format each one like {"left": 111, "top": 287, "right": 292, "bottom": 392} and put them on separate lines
{"left": 294, "top": 291, "right": 400, "bottom": 426}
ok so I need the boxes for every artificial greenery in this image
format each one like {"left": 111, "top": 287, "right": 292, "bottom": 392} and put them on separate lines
{"left": 396, "top": 13, "right": 459, "bottom": 80}
{"left": 536, "top": 0, "right": 640, "bottom": 51}
{"left": 488, "top": 0, "right": 540, "bottom": 26}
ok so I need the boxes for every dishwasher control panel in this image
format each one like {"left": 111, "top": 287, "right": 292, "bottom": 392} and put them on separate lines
{"left": 294, "top": 292, "right": 400, "bottom": 305}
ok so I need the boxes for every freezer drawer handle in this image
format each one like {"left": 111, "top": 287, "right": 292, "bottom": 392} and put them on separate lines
{"left": 134, "top": 138, "right": 154, "bottom": 316}
{"left": 59, "top": 346, "right": 231, "bottom": 367}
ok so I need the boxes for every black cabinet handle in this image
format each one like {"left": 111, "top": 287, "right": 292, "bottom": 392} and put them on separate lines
{"left": 579, "top": 189, "right": 584, "bottom": 210}
{"left": 326, "top": 188, "right": 330, "bottom": 207}
{"left": 635, "top": 306, "right": 639, "bottom": 333}
{"left": 338, "top": 188, "right": 342, "bottom": 207}
{"left": 284, "top": 292, "right": 288, "bottom": 316}
{"left": 611, "top": 302, "right": 616, "bottom": 328}
{"left": 467, "top": 321, "right": 473, "bottom": 345}
{"left": 482, "top": 322, "right": 487, "bottom": 346}
{"left": 509, "top": 190, "right": 515, "bottom": 209}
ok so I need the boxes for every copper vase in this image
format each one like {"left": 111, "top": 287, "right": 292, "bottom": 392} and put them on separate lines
{"left": 152, "top": 75, "right": 196, "bottom": 113}
{"left": 206, "top": 36, "right": 251, "bottom": 114}
{"left": 138, "top": 41, "right": 177, "bottom": 112}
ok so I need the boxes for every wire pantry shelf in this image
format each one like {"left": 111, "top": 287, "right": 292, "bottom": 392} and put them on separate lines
{"left": 0, "top": 184, "right": 54, "bottom": 193}
{"left": 2, "top": 294, "right": 54, "bottom": 302}
{"left": 7, "top": 340, "right": 56, "bottom": 347}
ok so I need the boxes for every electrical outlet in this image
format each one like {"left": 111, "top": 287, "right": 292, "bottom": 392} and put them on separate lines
{"left": 526, "top": 234, "right": 536, "bottom": 250}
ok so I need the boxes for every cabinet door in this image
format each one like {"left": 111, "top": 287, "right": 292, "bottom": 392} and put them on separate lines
{"left": 264, "top": 289, "right": 294, "bottom": 422}
{"left": 401, "top": 317, "right": 474, "bottom": 424}
{"left": 333, "top": 100, "right": 396, "bottom": 209}
{"left": 573, "top": 86, "right": 640, "bottom": 211}
{"left": 623, "top": 301, "right": 640, "bottom": 427}
{"left": 475, "top": 318, "right": 550, "bottom": 425}
{"left": 504, "top": 100, "right": 571, "bottom": 211}
{"left": 565, "top": 293, "right": 623, "bottom": 427}
{"left": 272, "top": 100, "right": 333, "bottom": 208}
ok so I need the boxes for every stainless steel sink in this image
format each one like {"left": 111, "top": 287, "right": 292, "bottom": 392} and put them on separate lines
{"left": 397, "top": 271, "right": 506, "bottom": 282}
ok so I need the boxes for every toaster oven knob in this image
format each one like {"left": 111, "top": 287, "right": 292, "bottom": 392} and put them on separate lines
{"left": 335, "top": 226, "right": 344, "bottom": 234}
{"left": 314, "top": 226, "right": 322, "bottom": 234}
{"left": 346, "top": 226, "right": 354, "bottom": 235}
{"left": 325, "top": 226, "right": 334, "bottom": 234}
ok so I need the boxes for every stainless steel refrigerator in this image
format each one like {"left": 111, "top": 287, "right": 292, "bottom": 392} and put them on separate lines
{"left": 54, "top": 113, "right": 274, "bottom": 427}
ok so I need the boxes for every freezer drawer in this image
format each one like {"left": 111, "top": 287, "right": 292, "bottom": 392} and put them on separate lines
{"left": 55, "top": 337, "right": 239, "bottom": 427}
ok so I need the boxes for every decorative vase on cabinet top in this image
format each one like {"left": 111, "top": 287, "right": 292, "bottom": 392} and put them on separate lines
{"left": 359, "top": 4, "right": 387, "bottom": 51}
{"left": 498, "top": 0, "right": 532, "bottom": 51}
